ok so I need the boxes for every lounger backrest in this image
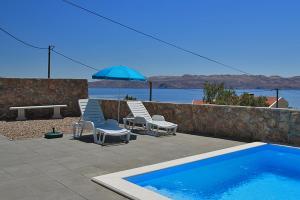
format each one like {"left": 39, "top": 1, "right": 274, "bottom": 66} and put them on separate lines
{"left": 127, "top": 101, "right": 152, "bottom": 122}
{"left": 79, "top": 99, "right": 105, "bottom": 127}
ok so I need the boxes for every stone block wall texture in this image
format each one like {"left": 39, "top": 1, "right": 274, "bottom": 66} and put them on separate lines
{"left": 100, "top": 99, "right": 300, "bottom": 146}
{"left": 0, "top": 78, "right": 88, "bottom": 120}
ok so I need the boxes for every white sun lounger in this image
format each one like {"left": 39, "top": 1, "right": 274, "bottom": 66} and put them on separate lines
{"left": 73, "top": 99, "right": 130, "bottom": 145}
{"left": 124, "top": 101, "right": 177, "bottom": 136}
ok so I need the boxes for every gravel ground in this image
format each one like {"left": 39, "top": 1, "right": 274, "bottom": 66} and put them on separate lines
{"left": 0, "top": 117, "right": 80, "bottom": 140}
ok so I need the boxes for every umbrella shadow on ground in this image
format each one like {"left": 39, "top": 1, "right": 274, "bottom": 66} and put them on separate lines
{"left": 72, "top": 134, "right": 138, "bottom": 146}
{"left": 129, "top": 127, "right": 176, "bottom": 137}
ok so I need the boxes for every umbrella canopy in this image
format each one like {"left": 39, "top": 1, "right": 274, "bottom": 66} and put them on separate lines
{"left": 92, "top": 66, "right": 146, "bottom": 81}
{"left": 92, "top": 65, "right": 147, "bottom": 124}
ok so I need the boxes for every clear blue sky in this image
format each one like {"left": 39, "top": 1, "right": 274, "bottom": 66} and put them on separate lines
{"left": 1, "top": 0, "right": 300, "bottom": 79}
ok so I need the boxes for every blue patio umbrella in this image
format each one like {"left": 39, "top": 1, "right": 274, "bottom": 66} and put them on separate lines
{"left": 92, "top": 66, "right": 147, "bottom": 123}
{"left": 92, "top": 66, "right": 146, "bottom": 81}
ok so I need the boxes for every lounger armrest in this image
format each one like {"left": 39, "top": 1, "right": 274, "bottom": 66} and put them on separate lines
{"left": 79, "top": 120, "right": 95, "bottom": 130}
{"left": 133, "top": 116, "right": 147, "bottom": 124}
{"left": 152, "top": 115, "right": 165, "bottom": 121}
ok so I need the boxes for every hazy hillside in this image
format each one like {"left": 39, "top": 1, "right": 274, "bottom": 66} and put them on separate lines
{"left": 89, "top": 75, "right": 300, "bottom": 89}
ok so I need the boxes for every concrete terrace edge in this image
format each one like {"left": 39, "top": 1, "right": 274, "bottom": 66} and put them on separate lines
{"left": 92, "top": 142, "right": 266, "bottom": 200}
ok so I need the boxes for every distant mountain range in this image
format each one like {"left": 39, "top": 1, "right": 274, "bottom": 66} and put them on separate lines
{"left": 89, "top": 75, "right": 300, "bottom": 89}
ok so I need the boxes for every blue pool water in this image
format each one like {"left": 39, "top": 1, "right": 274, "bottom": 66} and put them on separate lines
{"left": 126, "top": 144, "right": 300, "bottom": 200}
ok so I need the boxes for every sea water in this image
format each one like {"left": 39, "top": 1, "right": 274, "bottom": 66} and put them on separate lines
{"left": 89, "top": 88, "right": 300, "bottom": 109}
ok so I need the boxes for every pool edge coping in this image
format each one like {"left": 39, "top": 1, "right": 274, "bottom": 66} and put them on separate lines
{"left": 92, "top": 142, "right": 266, "bottom": 200}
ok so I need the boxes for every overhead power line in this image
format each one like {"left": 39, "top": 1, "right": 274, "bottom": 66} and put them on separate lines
{"left": 51, "top": 49, "right": 98, "bottom": 71}
{"left": 0, "top": 26, "right": 47, "bottom": 50}
{"left": 61, "top": 0, "right": 251, "bottom": 75}
{"left": 0, "top": 26, "right": 97, "bottom": 71}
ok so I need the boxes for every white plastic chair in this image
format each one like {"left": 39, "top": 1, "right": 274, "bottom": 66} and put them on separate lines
{"left": 124, "top": 101, "right": 177, "bottom": 136}
{"left": 73, "top": 99, "right": 130, "bottom": 145}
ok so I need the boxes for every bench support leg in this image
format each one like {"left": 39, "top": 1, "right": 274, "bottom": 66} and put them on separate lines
{"left": 52, "top": 107, "right": 62, "bottom": 119}
{"left": 16, "top": 109, "right": 26, "bottom": 121}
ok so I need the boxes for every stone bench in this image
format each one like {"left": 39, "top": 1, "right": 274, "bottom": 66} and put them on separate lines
{"left": 9, "top": 105, "right": 67, "bottom": 120}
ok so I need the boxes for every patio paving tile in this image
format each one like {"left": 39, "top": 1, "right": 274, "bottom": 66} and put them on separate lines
{"left": 0, "top": 132, "right": 243, "bottom": 199}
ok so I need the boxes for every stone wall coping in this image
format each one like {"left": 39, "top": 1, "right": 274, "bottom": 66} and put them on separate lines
{"left": 100, "top": 99, "right": 300, "bottom": 112}
{"left": 0, "top": 77, "right": 87, "bottom": 81}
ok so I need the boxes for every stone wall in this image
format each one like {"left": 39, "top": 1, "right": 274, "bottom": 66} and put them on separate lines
{"left": 100, "top": 99, "right": 300, "bottom": 145}
{"left": 0, "top": 78, "right": 88, "bottom": 120}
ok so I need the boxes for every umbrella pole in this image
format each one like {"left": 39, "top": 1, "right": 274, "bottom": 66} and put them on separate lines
{"left": 117, "top": 87, "right": 120, "bottom": 125}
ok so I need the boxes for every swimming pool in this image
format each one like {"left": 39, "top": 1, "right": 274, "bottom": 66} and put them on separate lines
{"left": 92, "top": 143, "right": 300, "bottom": 200}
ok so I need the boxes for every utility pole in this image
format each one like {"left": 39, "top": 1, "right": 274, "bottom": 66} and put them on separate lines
{"left": 149, "top": 81, "right": 152, "bottom": 101}
{"left": 48, "top": 45, "right": 54, "bottom": 79}
{"left": 275, "top": 88, "right": 279, "bottom": 108}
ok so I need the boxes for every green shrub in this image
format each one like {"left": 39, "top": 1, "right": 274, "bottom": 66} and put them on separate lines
{"left": 203, "top": 82, "right": 268, "bottom": 107}
{"left": 124, "top": 94, "right": 137, "bottom": 100}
